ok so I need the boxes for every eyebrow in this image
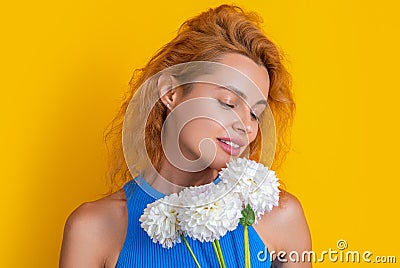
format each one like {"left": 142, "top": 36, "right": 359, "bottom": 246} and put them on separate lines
{"left": 217, "top": 85, "right": 267, "bottom": 106}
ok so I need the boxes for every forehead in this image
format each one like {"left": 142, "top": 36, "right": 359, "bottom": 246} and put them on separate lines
{"left": 163, "top": 56, "right": 270, "bottom": 106}
{"left": 217, "top": 53, "right": 270, "bottom": 99}
{"left": 183, "top": 54, "right": 270, "bottom": 107}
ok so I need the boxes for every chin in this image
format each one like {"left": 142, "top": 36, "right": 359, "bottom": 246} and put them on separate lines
{"left": 209, "top": 154, "right": 233, "bottom": 171}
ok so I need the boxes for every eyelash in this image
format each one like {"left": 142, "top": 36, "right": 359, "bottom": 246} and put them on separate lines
{"left": 218, "top": 100, "right": 259, "bottom": 121}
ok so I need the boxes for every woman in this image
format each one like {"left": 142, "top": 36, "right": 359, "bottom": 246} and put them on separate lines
{"left": 60, "top": 4, "right": 312, "bottom": 268}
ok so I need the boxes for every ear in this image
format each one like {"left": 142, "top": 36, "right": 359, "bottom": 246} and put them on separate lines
{"left": 158, "top": 74, "right": 179, "bottom": 110}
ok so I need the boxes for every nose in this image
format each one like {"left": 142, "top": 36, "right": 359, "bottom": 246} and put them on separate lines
{"left": 232, "top": 109, "right": 255, "bottom": 135}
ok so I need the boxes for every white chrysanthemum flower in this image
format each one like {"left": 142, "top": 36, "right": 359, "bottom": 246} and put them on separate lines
{"left": 139, "top": 193, "right": 182, "bottom": 249}
{"left": 177, "top": 183, "right": 242, "bottom": 243}
{"left": 219, "top": 157, "right": 280, "bottom": 222}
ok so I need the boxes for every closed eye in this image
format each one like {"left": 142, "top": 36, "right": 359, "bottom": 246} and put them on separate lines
{"left": 250, "top": 111, "right": 259, "bottom": 121}
{"left": 219, "top": 100, "right": 259, "bottom": 121}
{"left": 218, "top": 100, "right": 235, "bottom": 109}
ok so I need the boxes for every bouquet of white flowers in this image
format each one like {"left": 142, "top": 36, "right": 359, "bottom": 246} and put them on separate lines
{"left": 139, "top": 157, "right": 280, "bottom": 268}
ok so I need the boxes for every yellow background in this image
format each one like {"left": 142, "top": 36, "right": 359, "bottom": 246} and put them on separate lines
{"left": 1, "top": 0, "right": 399, "bottom": 267}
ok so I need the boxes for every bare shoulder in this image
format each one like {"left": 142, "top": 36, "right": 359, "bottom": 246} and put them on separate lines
{"left": 269, "top": 189, "right": 308, "bottom": 226}
{"left": 59, "top": 189, "right": 128, "bottom": 268}
{"left": 253, "top": 189, "right": 312, "bottom": 263}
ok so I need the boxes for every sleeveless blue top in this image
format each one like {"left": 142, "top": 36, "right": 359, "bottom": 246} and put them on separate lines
{"left": 116, "top": 174, "right": 272, "bottom": 267}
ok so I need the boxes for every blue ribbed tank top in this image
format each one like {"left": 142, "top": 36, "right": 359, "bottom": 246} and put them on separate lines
{"left": 116, "top": 173, "right": 272, "bottom": 267}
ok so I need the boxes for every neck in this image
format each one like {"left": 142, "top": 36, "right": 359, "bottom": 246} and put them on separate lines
{"left": 142, "top": 157, "right": 219, "bottom": 195}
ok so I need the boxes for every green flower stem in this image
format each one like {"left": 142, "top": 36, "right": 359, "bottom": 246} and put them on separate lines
{"left": 241, "top": 205, "right": 254, "bottom": 268}
{"left": 216, "top": 240, "right": 227, "bottom": 268}
{"left": 244, "top": 225, "right": 251, "bottom": 268}
{"left": 212, "top": 241, "right": 222, "bottom": 267}
{"left": 182, "top": 235, "right": 201, "bottom": 268}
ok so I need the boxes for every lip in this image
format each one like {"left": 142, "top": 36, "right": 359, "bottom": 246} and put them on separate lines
{"left": 217, "top": 137, "right": 245, "bottom": 147}
{"left": 216, "top": 137, "right": 245, "bottom": 156}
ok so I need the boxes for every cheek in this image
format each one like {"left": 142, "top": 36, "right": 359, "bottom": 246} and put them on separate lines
{"left": 179, "top": 119, "right": 222, "bottom": 145}
{"left": 242, "top": 121, "right": 259, "bottom": 145}
{"left": 250, "top": 123, "right": 259, "bottom": 142}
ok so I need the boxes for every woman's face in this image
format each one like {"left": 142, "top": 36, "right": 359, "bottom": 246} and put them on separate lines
{"left": 163, "top": 53, "right": 270, "bottom": 171}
